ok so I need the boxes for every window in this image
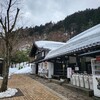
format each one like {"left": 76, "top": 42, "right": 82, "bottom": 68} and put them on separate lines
{"left": 42, "top": 51, "right": 45, "bottom": 57}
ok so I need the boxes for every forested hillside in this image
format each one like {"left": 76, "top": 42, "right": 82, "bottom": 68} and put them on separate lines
{"left": 0, "top": 7, "right": 100, "bottom": 58}
{"left": 18, "top": 7, "right": 100, "bottom": 42}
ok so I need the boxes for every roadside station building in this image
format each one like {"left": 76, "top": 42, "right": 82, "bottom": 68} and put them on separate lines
{"left": 30, "top": 24, "right": 100, "bottom": 98}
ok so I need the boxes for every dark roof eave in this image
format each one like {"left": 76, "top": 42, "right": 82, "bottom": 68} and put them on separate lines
{"left": 44, "top": 45, "right": 100, "bottom": 61}
{"left": 79, "top": 50, "right": 100, "bottom": 57}
{"left": 29, "top": 43, "right": 38, "bottom": 57}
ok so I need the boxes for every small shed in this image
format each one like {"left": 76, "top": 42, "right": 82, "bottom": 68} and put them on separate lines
{"left": 0, "top": 58, "right": 3, "bottom": 76}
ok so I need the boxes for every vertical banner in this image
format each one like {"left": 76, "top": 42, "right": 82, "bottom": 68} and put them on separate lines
{"left": 67, "top": 67, "right": 72, "bottom": 78}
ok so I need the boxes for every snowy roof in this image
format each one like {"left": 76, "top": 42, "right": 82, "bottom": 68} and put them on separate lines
{"left": 0, "top": 58, "right": 3, "bottom": 60}
{"left": 45, "top": 24, "right": 100, "bottom": 60}
{"left": 35, "top": 40, "right": 65, "bottom": 50}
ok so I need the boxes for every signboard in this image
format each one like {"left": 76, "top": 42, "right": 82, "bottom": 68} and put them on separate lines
{"left": 96, "top": 56, "right": 100, "bottom": 61}
{"left": 67, "top": 67, "right": 72, "bottom": 78}
{"left": 75, "top": 67, "right": 79, "bottom": 71}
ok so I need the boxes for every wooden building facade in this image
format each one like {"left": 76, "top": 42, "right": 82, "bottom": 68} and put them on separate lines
{"left": 43, "top": 24, "right": 100, "bottom": 79}
{"left": 29, "top": 41, "right": 65, "bottom": 77}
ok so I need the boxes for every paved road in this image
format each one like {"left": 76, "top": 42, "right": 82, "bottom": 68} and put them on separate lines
{"left": 0, "top": 75, "right": 67, "bottom": 100}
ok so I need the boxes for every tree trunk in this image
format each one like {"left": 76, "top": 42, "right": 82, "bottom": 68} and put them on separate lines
{"left": 0, "top": 42, "right": 10, "bottom": 92}
{"left": 0, "top": 0, "right": 20, "bottom": 92}
{"left": 0, "top": 63, "right": 9, "bottom": 92}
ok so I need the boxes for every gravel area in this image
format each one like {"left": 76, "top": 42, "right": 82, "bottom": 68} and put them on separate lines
{"left": 29, "top": 74, "right": 93, "bottom": 100}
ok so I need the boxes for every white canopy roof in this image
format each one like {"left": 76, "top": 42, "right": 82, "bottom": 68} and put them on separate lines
{"left": 35, "top": 40, "right": 65, "bottom": 50}
{"left": 45, "top": 24, "right": 100, "bottom": 60}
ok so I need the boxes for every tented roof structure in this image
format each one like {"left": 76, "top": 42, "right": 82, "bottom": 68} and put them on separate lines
{"left": 45, "top": 24, "right": 100, "bottom": 60}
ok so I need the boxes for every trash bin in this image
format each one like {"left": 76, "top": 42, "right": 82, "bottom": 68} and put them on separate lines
{"left": 72, "top": 74, "right": 76, "bottom": 85}
{"left": 79, "top": 74, "right": 84, "bottom": 88}
{"left": 75, "top": 73, "right": 80, "bottom": 87}
{"left": 84, "top": 74, "right": 89, "bottom": 89}
{"left": 70, "top": 77, "right": 73, "bottom": 85}
{"left": 89, "top": 75, "right": 93, "bottom": 90}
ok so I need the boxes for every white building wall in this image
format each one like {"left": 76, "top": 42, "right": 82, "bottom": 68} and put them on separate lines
{"left": 38, "top": 62, "right": 48, "bottom": 77}
{"left": 38, "top": 63, "right": 43, "bottom": 74}
{"left": 48, "top": 62, "right": 54, "bottom": 78}
{"left": 31, "top": 63, "right": 36, "bottom": 74}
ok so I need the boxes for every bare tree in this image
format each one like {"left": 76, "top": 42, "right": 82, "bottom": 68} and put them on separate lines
{"left": 0, "top": 0, "right": 20, "bottom": 92}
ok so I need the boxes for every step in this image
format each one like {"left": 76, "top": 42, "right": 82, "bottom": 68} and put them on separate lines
{"left": 63, "top": 83, "right": 94, "bottom": 97}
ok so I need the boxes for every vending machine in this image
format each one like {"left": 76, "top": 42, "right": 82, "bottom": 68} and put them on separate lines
{"left": 91, "top": 58, "right": 100, "bottom": 97}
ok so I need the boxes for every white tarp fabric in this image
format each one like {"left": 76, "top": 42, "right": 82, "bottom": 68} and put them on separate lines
{"left": 45, "top": 24, "right": 100, "bottom": 60}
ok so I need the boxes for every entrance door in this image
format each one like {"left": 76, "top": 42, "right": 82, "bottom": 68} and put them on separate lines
{"left": 36, "top": 63, "right": 38, "bottom": 74}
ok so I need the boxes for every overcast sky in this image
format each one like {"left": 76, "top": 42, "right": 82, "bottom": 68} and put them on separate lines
{"left": 21, "top": 0, "right": 100, "bottom": 27}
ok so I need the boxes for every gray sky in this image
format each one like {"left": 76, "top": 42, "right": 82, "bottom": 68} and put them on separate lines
{"left": 21, "top": 0, "right": 100, "bottom": 27}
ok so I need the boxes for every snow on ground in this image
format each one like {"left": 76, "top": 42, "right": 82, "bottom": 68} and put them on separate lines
{"left": 0, "top": 88, "right": 18, "bottom": 99}
{"left": 14, "top": 67, "right": 32, "bottom": 74}
{"left": 9, "top": 63, "right": 32, "bottom": 75}
{"left": 0, "top": 77, "right": 3, "bottom": 80}
{"left": 0, "top": 62, "right": 32, "bottom": 79}
{"left": 9, "top": 68, "right": 18, "bottom": 76}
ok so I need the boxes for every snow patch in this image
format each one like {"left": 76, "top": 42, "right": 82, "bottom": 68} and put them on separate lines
{"left": 14, "top": 67, "right": 32, "bottom": 74}
{"left": 0, "top": 63, "right": 32, "bottom": 79}
{"left": 9, "top": 68, "right": 18, "bottom": 76}
{"left": 9, "top": 62, "right": 32, "bottom": 75}
{"left": 0, "top": 77, "right": 3, "bottom": 80}
{"left": 0, "top": 88, "right": 18, "bottom": 99}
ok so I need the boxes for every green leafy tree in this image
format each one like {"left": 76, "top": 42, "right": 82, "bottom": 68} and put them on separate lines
{"left": 11, "top": 50, "right": 29, "bottom": 64}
